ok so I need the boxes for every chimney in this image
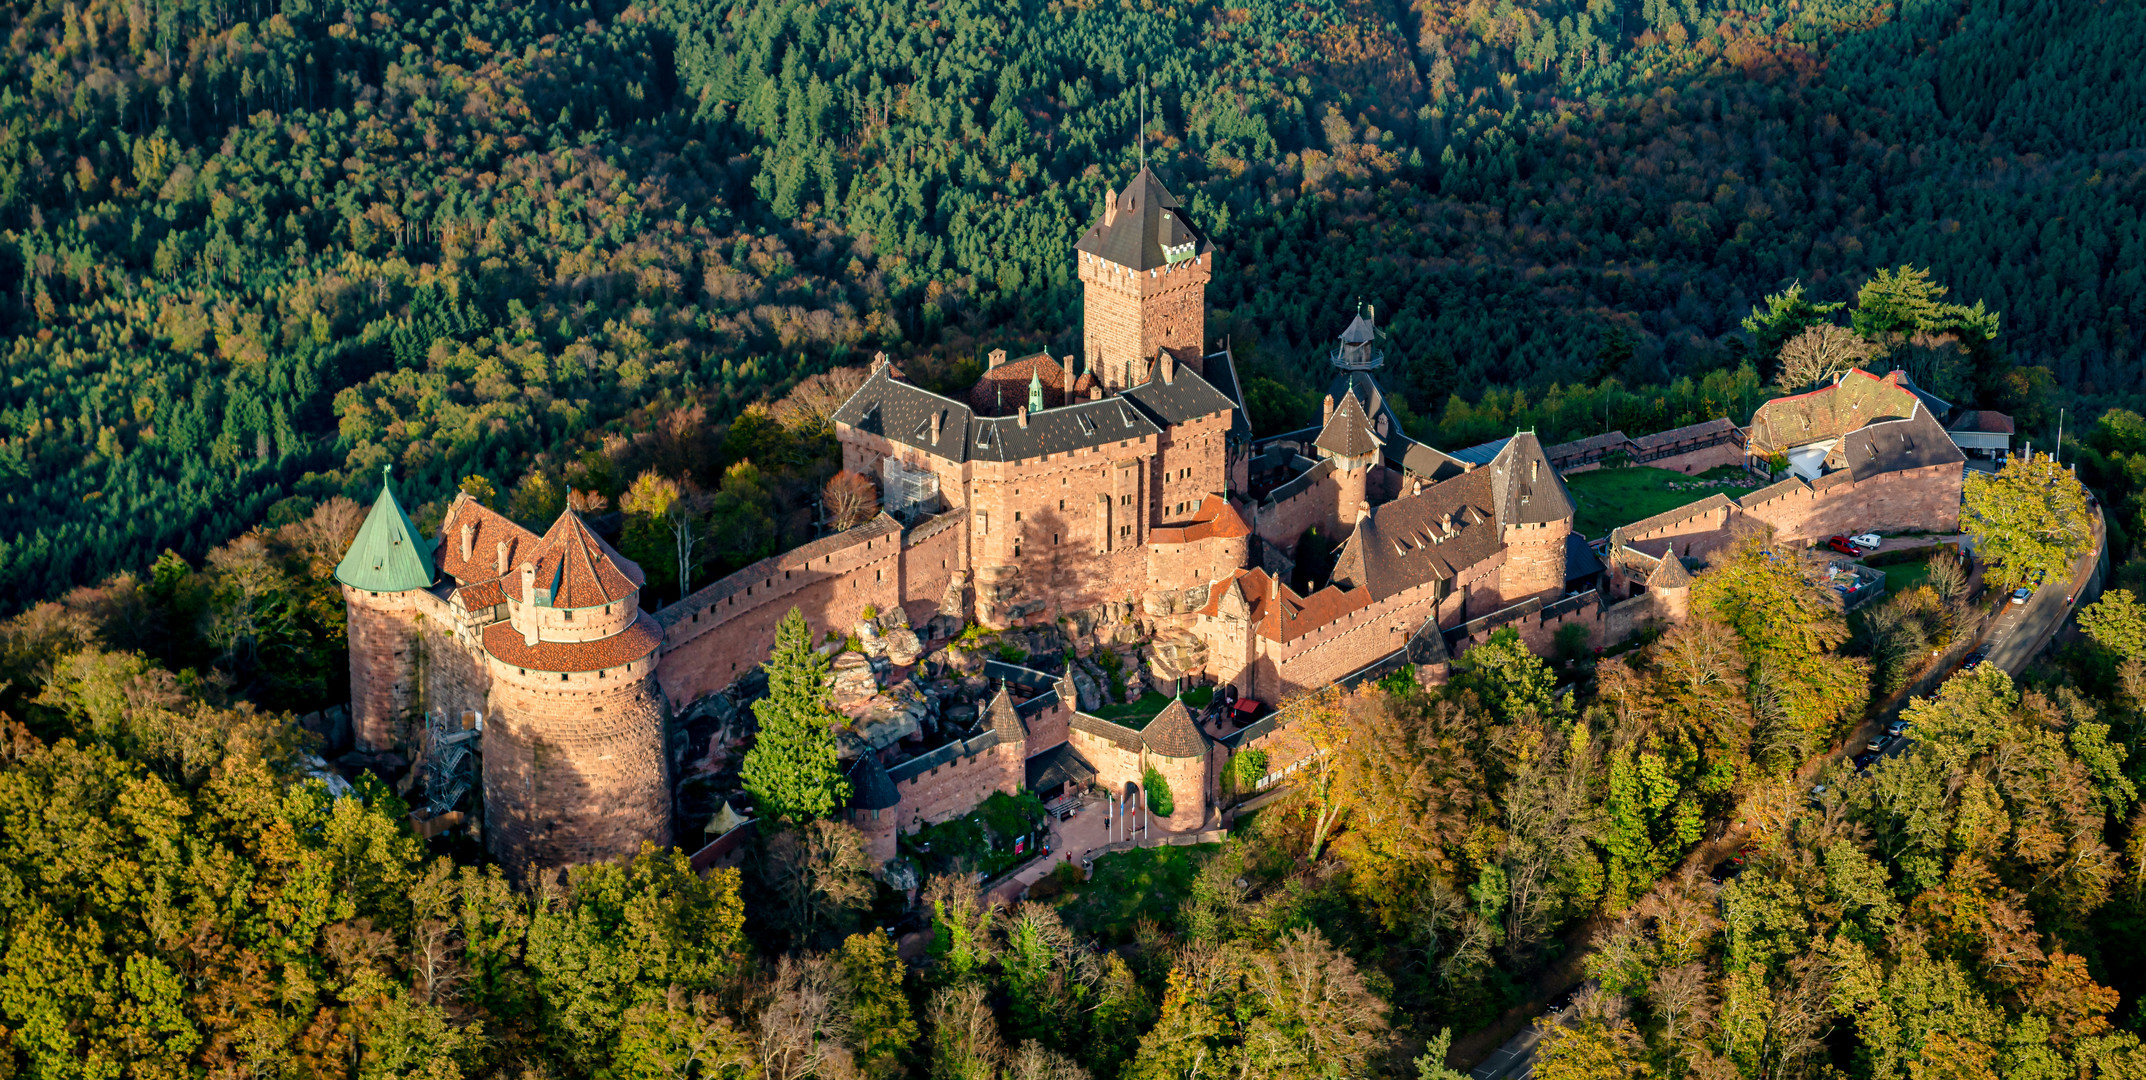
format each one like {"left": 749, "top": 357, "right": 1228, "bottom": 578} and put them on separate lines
{"left": 1063, "top": 356, "right": 1076, "bottom": 400}
{"left": 1442, "top": 512, "right": 1455, "bottom": 535}
{"left": 1323, "top": 395, "right": 1335, "bottom": 424}
{"left": 1089, "top": 386, "right": 1102, "bottom": 401}
{"left": 988, "top": 349, "right": 1007, "bottom": 370}
{"left": 461, "top": 522, "right": 474, "bottom": 563}
{"left": 1412, "top": 480, "right": 1422, "bottom": 496}
{"left": 1103, "top": 187, "right": 1118, "bottom": 228}
{"left": 1356, "top": 501, "right": 1371, "bottom": 524}
{"left": 519, "top": 563, "right": 539, "bottom": 646}
{"left": 930, "top": 410, "right": 943, "bottom": 444}
{"left": 1017, "top": 405, "right": 1029, "bottom": 429}
{"left": 495, "top": 541, "right": 509, "bottom": 575}
{"left": 1159, "top": 351, "right": 1176, "bottom": 384}
{"left": 1531, "top": 458, "right": 1540, "bottom": 482}
{"left": 872, "top": 351, "right": 889, "bottom": 372}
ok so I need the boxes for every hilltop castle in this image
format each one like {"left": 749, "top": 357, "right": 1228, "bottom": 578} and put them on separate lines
{"left": 337, "top": 167, "right": 1977, "bottom": 879}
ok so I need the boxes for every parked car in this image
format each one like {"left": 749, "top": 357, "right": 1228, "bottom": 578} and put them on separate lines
{"left": 1962, "top": 652, "right": 1987, "bottom": 671}
{"left": 1854, "top": 750, "right": 1881, "bottom": 771}
{"left": 1886, "top": 720, "right": 1911, "bottom": 739}
{"left": 1828, "top": 535, "right": 1861, "bottom": 556}
{"left": 1809, "top": 783, "right": 1829, "bottom": 806}
{"left": 1850, "top": 533, "right": 1882, "bottom": 550}
{"left": 1866, "top": 738, "right": 1886, "bottom": 754}
{"left": 2011, "top": 587, "right": 2032, "bottom": 605}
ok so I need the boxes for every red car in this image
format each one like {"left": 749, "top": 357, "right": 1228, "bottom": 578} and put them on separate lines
{"left": 1827, "top": 535, "right": 1860, "bottom": 556}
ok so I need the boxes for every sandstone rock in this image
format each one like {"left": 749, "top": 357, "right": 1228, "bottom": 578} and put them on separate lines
{"left": 847, "top": 694, "right": 921, "bottom": 750}
{"left": 1067, "top": 666, "right": 1103, "bottom": 712}
{"left": 926, "top": 614, "right": 965, "bottom": 642}
{"left": 885, "top": 627, "right": 924, "bottom": 666}
{"left": 830, "top": 651, "right": 878, "bottom": 700}
{"left": 936, "top": 571, "right": 969, "bottom": 623}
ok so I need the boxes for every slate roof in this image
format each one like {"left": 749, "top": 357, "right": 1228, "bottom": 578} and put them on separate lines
{"left": 1485, "top": 432, "right": 1575, "bottom": 526}
{"left": 1331, "top": 470, "right": 1502, "bottom": 602}
{"left": 1390, "top": 436, "right": 1469, "bottom": 483}
{"left": 1327, "top": 370, "right": 1403, "bottom": 440}
{"left": 1314, "top": 393, "right": 1382, "bottom": 458}
{"left": 1829, "top": 404, "right": 1965, "bottom": 480}
{"left": 1120, "top": 362, "right": 1239, "bottom": 427}
{"left": 1451, "top": 437, "right": 1510, "bottom": 465}
{"left": 848, "top": 753, "right": 901, "bottom": 811}
{"left": 1025, "top": 743, "right": 1097, "bottom": 792}
{"left": 1746, "top": 369, "right": 1921, "bottom": 455}
{"left": 1015, "top": 689, "right": 1061, "bottom": 719}
{"left": 1142, "top": 699, "right": 1207, "bottom": 758}
{"left": 1564, "top": 533, "right": 1605, "bottom": 583}
{"left": 481, "top": 612, "right": 663, "bottom": 672}
{"left": 337, "top": 468, "right": 437, "bottom": 593}
{"left": 982, "top": 660, "right": 1060, "bottom": 692}
{"left": 1074, "top": 166, "right": 1211, "bottom": 272}
{"left": 985, "top": 687, "right": 1028, "bottom": 743}
{"left": 508, "top": 511, "right": 645, "bottom": 608}
{"left": 888, "top": 730, "right": 1004, "bottom": 785}
{"left": 1200, "top": 347, "right": 1255, "bottom": 440}
{"left": 831, "top": 364, "right": 975, "bottom": 460}
{"left": 966, "top": 395, "right": 1161, "bottom": 462}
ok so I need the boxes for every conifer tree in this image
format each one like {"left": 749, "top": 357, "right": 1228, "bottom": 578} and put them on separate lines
{"left": 742, "top": 608, "right": 851, "bottom": 822}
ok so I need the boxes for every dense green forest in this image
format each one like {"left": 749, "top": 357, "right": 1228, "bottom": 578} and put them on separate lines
{"left": 3, "top": 0, "right": 2142, "bottom": 610}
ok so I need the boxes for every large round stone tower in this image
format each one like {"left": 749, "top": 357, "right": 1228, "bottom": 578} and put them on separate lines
{"left": 334, "top": 465, "right": 437, "bottom": 753}
{"left": 477, "top": 511, "right": 672, "bottom": 879}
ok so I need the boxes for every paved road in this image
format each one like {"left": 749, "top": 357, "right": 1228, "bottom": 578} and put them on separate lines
{"left": 1469, "top": 995, "right": 1581, "bottom": 1080}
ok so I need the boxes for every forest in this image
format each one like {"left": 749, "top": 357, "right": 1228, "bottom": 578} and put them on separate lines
{"left": 1, "top": 0, "right": 2142, "bottom": 611}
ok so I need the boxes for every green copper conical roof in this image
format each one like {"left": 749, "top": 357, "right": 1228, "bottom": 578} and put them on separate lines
{"left": 335, "top": 466, "right": 436, "bottom": 593}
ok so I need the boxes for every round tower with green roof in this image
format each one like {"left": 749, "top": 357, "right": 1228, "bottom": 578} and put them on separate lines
{"left": 336, "top": 465, "right": 438, "bottom": 752}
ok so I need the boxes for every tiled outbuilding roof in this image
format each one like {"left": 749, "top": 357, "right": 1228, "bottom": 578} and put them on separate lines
{"left": 436, "top": 495, "right": 541, "bottom": 585}
{"left": 481, "top": 613, "right": 663, "bottom": 673}
{"left": 1331, "top": 470, "right": 1502, "bottom": 602}
{"left": 507, "top": 512, "right": 645, "bottom": 608}
{"left": 1746, "top": 369, "right": 1919, "bottom": 455}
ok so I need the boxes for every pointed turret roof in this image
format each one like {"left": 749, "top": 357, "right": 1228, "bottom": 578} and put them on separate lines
{"left": 706, "top": 799, "right": 753, "bottom": 835}
{"left": 1140, "top": 698, "right": 1206, "bottom": 758}
{"left": 509, "top": 510, "right": 646, "bottom": 608}
{"left": 986, "top": 686, "right": 1028, "bottom": 744}
{"left": 847, "top": 754, "right": 901, "bottom": 812}
{"left": 1075, "top": 166, "right": 1211, "bottom": 272}
{"left": 336, "top": 466, "right": 436, "bottom": 593}
{"left": 1487, "top": 431, "right": 1574, "bottom": 527}
{"left": 1315, "top": 392, "right": 1383, "bottom": 459}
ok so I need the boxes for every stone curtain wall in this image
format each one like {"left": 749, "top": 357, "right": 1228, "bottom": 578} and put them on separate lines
{"left": 1499, "top": 518, "right": 1571, "bottom": 604}
{"left": 892, "top": 741, "right": 1023, "bottom": 830}
{"left": 654, "top": 521, "right": 906, "bottom": 706}
{"left": 1153, "top": 413, "right": 1231, "bottom": 520}
{"left": 482, "top": 661, "right": 671, "bottom": 882}
{"left": 1741, "top": 464, "right": 1964, "bottom": 545}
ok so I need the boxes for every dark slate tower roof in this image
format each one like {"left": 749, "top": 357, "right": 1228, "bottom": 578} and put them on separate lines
{"left": 336, "top": 466, "right": 436, "bottom": 593}
{"left": 1140, "top": 699, "right": 1207, "bottom": 758}
{"left": 986, "top": 687, "right": 1028, "bottom": 743}
{"left": 1487, "top": 432, "right": 1574, "bottom": 527}
{"left": 1075, "top": 167, "right": 1211, "bottom": 272}
{"left": 1315, "top": 393, "right": 1383, "bottom": 458}
{"left": 847, "top": 753, "right": 901, "bottom": 811}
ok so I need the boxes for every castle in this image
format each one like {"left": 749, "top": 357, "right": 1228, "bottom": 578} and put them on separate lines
{"left": 337, "top": 166, "right": 1980, "bottom": 879}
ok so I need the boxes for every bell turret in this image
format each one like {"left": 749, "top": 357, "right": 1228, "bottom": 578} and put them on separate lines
{"left": 1332, "top": 305, "right": 1384, "bottom": 371}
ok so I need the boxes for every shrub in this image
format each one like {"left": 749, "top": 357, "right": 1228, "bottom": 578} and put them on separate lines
{"left": 1142, "top": 767, "right": 1175, "bottom": 817}
{"left": 1226, "top": 750, "right": 1269, "bottom": 795}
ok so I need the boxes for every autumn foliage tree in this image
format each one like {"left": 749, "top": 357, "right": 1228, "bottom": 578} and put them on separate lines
{"left": 824, "top": 471, "right": 882, "bottom": 530}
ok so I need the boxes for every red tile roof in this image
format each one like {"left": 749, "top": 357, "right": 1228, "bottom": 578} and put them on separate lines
{"left": 482, "top": 612, "right": 663, "bottom": 673}
{"left": 1150, "top": 494, "right": 1252, "bottom": 542}
{"left": 436, "top": 495, "right": 541, "bottom": 585}
{"left": 507, "top": 511, "right": 646, "bottom": 608}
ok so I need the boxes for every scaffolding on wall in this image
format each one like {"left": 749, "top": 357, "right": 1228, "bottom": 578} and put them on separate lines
{"left": 882, "top": 456, "right": 941, "bottom": 520}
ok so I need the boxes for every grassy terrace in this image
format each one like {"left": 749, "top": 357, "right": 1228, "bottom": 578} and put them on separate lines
{"left": 1563, "top": 465, "right": 1761, "bottom": 538}
{"left": 1082, "top": 685, "right": 1213, "bottom": 724}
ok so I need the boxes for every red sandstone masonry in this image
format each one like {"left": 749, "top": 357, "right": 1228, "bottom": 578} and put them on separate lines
{"left": 344, "top": 585, "right": 423, "bottom": 751}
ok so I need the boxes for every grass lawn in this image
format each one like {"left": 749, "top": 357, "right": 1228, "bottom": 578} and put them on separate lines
{"left": 1054, "top": 843, "right": 1218, "bottom": 941}
{"left": 1881, "top": 558, "right": 1933, "bottom": 596}
{"left": 1563, "top": 465, "right": 1759, "bottom": 538}
{"left": 1084, "top": 685, "right": 1213, "bottom": 724}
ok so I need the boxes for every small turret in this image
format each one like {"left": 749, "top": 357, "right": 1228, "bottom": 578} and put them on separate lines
{"left": 336, "top": 465, "right": 437, "bottom": 753}
{"left": 1331, "top": 305, "right": 1384, "bottom": 371}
